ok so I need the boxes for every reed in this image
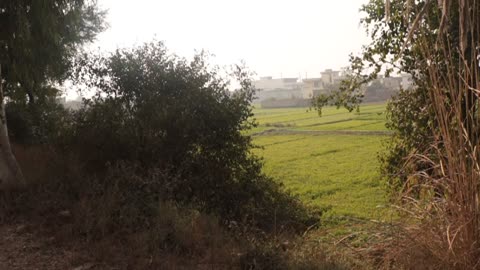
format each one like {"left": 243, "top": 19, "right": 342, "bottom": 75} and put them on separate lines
{"left": 390, "top": 1, "right": 480, "bottom": 268}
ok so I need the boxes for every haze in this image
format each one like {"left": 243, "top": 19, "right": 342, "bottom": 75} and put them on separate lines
{"left": 94, "top": 0, "right": 370, "bottom": 79}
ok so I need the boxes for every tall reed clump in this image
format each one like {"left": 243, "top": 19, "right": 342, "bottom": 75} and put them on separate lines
{"left": 385, "top": 0, "right": 480, "bottom": 268}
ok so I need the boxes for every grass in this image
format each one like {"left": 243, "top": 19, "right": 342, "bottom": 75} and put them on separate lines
{"left": 251, "top": 104, "right": 391, "bottom": 221}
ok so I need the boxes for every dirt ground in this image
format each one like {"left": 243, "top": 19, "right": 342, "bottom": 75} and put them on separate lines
{"left": 0, "top": 222, "right": 107, "bottom": 270}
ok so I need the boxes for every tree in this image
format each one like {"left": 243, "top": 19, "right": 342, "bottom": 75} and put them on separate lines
{"left": 0, "top": 0, "right": 106, "bottom": 189}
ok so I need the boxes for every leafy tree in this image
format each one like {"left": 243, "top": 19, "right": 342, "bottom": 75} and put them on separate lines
{"left": 0, "top": 0, "right": 106, "bottom": 188}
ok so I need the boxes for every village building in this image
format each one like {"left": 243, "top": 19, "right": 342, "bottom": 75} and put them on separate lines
{"left": 253, "top": 69, "right": 409, "bottom": 108}
{"left": 302, "top": 78, "right": 324, "bottom": 99}
{"left": 253, "top": 77, "right": 303, "bottom": 101}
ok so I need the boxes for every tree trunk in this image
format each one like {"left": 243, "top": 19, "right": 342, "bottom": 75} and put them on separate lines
{"left": 0, "top": 64, "right": 26, "bottom": 190}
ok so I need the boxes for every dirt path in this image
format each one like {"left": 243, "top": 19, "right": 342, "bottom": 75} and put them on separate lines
{"left": 252, "top": 128, "right": 393, "bottom": 137}
{"left": 0, "top": 222, "right": 101, "bottom": 270}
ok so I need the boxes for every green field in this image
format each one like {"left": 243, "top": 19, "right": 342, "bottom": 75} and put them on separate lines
{"left": 250, "top": 104, "right": 387, "bottom": 134}
{"left": 252, "top": 104, "right": 390, "bottom": 220}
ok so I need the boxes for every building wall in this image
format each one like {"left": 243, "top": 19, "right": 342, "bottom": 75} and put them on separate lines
{"left": 320, "top": 69, "right": 341, "bottom": 85}
{"left": 256, "top": 88, "right": 303, "bottom": 101}
{"left": 254, "top": 77, "right": 303, "bottom": 102}
{"left": 254, "top": 77, "right": 300, "bottom": 91}
{"left": 302, "top": 78, "right": 326, "bottom": 99}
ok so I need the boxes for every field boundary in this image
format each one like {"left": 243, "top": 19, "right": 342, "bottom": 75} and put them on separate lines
{"left": 252, "top": 129, "right": 393, "bottom": 137}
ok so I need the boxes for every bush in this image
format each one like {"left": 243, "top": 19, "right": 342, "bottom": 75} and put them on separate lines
{"left": 1, "top": 42, "right": 323, "bottom": 270}
{"left": 3, "top": 148, "right": 319, "bottom": 268}
{"left": 379, "top": 88, "right": 436, "bottom": 195}
{"left": 64, "top": 41, "right": 316, "bottom": 233}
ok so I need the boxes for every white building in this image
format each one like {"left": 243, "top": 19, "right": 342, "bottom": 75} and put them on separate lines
{"left": 252, "top": 69, "right": 352, "bottom": 106}
{"left": 254, "top": 77, "right": 303, "bottom": 101}
{"left": 320, "top": 69, "right": 341, "bottom": 85}
{"left": 302, "top": 78, "right": 325, "bottom": 99}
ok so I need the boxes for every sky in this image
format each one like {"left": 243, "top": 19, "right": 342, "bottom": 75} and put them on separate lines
{"left": 92, "top": 0, "right": 370, "bottom": 80}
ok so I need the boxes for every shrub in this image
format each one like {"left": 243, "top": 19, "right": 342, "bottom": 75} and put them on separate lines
{"left": 379, "top": 87, "right": 436, "bottom": 195}
{"left": 64, "top": 41, "right": 316, "bottom": 233}
{"left": 0, "top": 40, "right": 319, "bottom": 269}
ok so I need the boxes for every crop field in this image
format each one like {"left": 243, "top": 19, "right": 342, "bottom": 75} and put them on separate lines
{"left": 251, "top": 104, "right": 391, "bottom": 220}
{"left": 250, "top": 104, "right": 387, "bottom": 134}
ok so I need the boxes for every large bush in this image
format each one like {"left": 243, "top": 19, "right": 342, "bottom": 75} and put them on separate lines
{"left": 65, "top": 42, "right": 314, "bottom": 233}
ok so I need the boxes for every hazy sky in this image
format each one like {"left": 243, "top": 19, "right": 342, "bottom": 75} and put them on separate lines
{"left": 93, "top": 0, "right": 370, "bottom": 79}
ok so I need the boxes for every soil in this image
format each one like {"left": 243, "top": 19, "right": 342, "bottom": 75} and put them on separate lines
{"left": 0, "top": 222, "right": 107, "bottom": 270}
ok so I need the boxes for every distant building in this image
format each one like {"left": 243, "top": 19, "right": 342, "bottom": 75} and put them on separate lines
{"left": 303, "top": 69, "right": 346, "bottom": 98}
{"left": 257, "top": 88, "right": 303, "bottom": 100}
{"left": 253, "top": 69, "right": 348, "bottom": 103}
{"left": 302, "top": 78, "right": 325, "bottom": 98}
{"left": 373, "top": 74, "right": 413, "bottom": 90}
{"left": 254, "top": 77, "right": 303, "bottom": 101}
{"left": 253, "top": 68, "right": 411, "bottom": 107}
{"left": 363, "top": 74, "right": 414, "bottom": 102}
{"left": 320, "top": 69, "right": 341, "bottom": 85}
{"left": 254, "top": 77, "right": 299, "bottom": 91}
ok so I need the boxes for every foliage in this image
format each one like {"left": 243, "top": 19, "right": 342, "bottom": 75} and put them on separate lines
{"left": 0, "top": 0, "right": 106, "bottom": 103}
{"left": 311, "top": 80, "right": 364, "bottom": 116}
{"left": 5, "top": 98, "right": 72, "bottom": 144}
{"left": 379, "top": 88, "right": 435, "bottom": 194}
{"left": 65, "top": 41, "right": 314, "bottom": 233}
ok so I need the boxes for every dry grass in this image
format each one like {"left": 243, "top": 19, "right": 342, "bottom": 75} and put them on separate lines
{"left": 1, "top": 145, "right": 242, "bottom": 269}
{"left": 0, "top": 144, "right": 345, "bottom": 269}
